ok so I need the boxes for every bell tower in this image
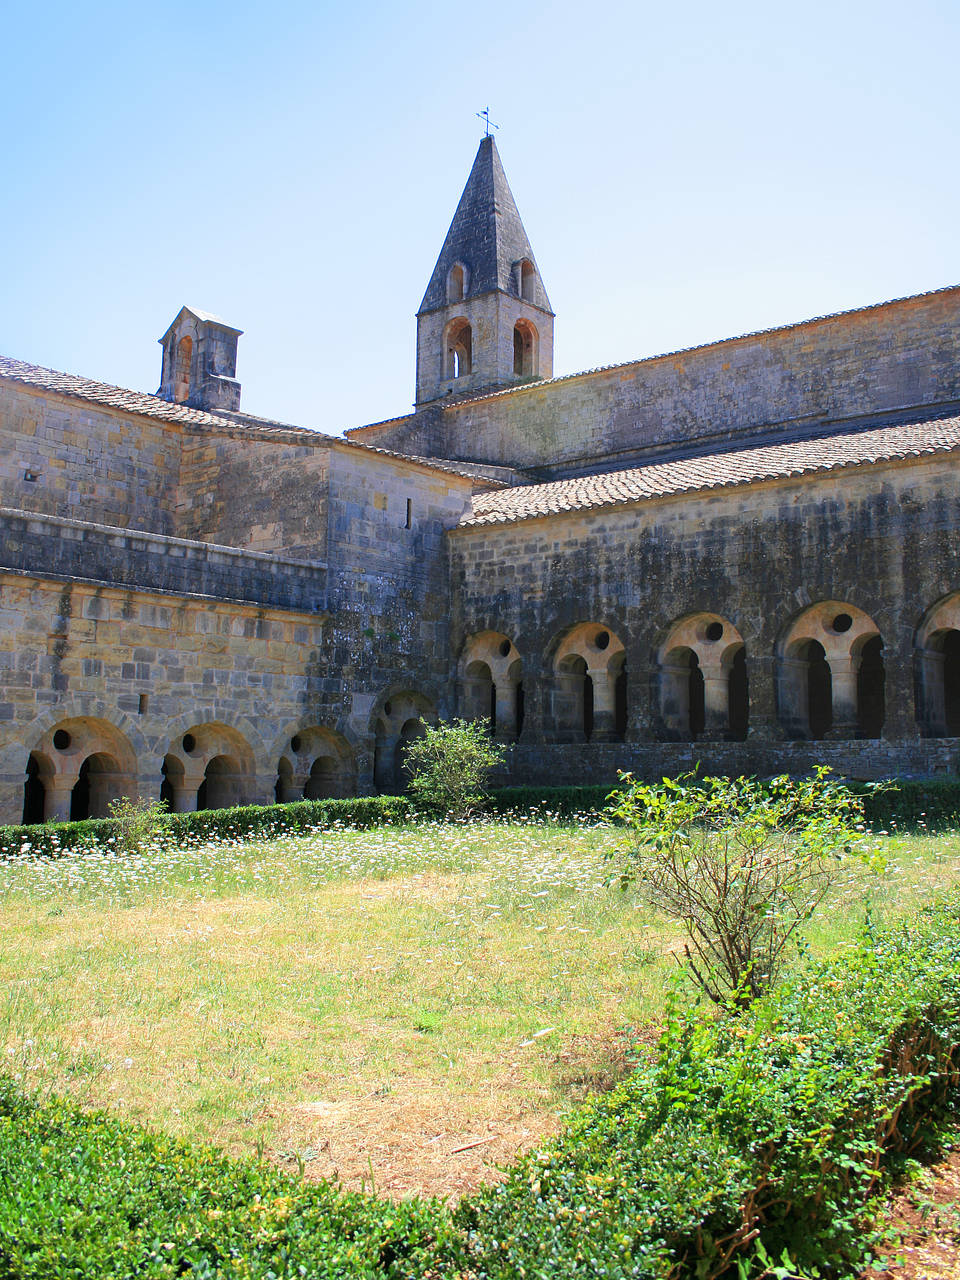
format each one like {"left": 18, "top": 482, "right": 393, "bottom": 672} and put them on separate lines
{"left": 415, "top": 136, "right": 554, "bottom": 406}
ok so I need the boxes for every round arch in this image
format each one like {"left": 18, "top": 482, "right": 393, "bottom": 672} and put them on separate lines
{"left": 776, "top": 600, "right": 884, "bottom": 740}
{"left": 549, "top": 622, "right": 626, "bottom": 743}
{"left": 657, "top": 613, "right": 747, "bottom": 741}
{"left": 915, "top": 591, "right": 960, "bottom": 736}
{"left": 460, "top": 631, "right": 523, "bottom": 739}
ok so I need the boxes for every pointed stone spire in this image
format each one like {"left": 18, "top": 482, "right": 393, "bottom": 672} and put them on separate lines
{"left": 415, "top": 138, "right": 554, "bottom": 406}
{"left": 418, "top": 136, "right": 551, "bottom": 315}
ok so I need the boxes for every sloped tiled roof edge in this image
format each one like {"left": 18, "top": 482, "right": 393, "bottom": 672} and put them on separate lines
{"left": 437, "top": 283, "right": 960, "bottom": 412}
{"left": 0, "top": 356, "right": 485, "bottom": 485}
{"left": 457, "top": 415, "right": 960, "bottom": 528}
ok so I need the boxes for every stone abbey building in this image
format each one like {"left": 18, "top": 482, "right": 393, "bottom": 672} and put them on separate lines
{"left": 4, "top": 136, "right": 960, "bottom": 825}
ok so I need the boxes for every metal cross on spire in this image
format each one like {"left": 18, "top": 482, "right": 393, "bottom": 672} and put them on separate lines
{"left": 476, "top": 108, "right": 500, "bottom": 138}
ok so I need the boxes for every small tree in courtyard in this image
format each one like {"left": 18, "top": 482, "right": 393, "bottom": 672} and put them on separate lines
{"left": 608, "top": 767, "right": 881, "bottom": 1007}
{"left": 403, "top": 719, "right": 508, "bottom": 821}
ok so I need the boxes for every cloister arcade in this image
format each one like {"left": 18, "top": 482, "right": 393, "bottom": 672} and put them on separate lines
{"left": 775, "top": 602, "right": 885, "bottom": 741}
{"left": 372, "top": 691, "right": 438, "bottom": 794}
{"left": 16, "top": 593, "right": 960, "bottom": 822}
{"left": 657, "top": 613, "right": 748, "bottom": 742}
{"left": 460, "top": 632, "right": 524, "bottom": 740}
{"left": 915, "top": 594, "right": 960, "bottom": 736}
{"left": 552, "top": 623, "right": 627, "bottom": 742}
{"left": 23, "top": 717, "right": 138, "bottom": 824}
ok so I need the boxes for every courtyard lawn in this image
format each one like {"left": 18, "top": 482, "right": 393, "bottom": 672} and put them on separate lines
{"left": 2, "top": 817, "right": 960, "bottom": 1200}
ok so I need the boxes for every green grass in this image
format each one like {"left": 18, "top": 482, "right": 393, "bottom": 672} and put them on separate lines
{"left": 2, "top": 817, "right": 960, "bottom": 1199}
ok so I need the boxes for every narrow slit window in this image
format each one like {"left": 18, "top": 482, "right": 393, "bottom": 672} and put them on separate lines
{"left": 138, "top": 693, "right": 148, "bottom": 715}
{"left": 405, "top": 498, "right": 412, "bottom": 529}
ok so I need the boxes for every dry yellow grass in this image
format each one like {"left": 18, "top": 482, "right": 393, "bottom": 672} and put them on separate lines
{"left": 2, "top": 819, "right": 959, "bottom": 1198}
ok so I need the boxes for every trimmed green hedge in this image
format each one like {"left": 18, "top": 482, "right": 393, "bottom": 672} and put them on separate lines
{"left": 851, "top": 776, "right": 960, "bottom": 829}
{"left": 2, "top": 774, "right": 959, "bottom": 860}
{"left": 0, "top": 1080, "right": 460, "bottom": 1278}
{"left": 488, "top": 778, "right": 960, "bottom": 830}
{"left": 2, "top": 898, "right": 958, "bottom": 1276}
{"left": 487, "top": 783, "right": 613, "bottom": 818}
{"left": 0, "top": 795, "right": 413, "bottom": 858}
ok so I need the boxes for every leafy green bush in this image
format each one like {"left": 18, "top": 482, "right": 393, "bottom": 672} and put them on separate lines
{"left": 106, "top": 795, "right": 169, "bottom": 853}
{"left": 403, "top": 719, "right": 508, "bottom": 820}
{"left": 608, "top": 768, "right": 876, "bottom": 1005}
{"left": 0, "top": 1079, "right": 461, "bottom": 1278}
{"left": 459, "top": 894, "right": 960, "bottom": 1279}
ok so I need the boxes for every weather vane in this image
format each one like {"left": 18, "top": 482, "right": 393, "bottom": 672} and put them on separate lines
{"left": 476, "top": 108, "right": 500, "bottom": 138}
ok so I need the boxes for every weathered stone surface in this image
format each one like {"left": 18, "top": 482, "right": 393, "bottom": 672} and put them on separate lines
{"left": 2, "top": 139, "right": 960, "bottom": 825}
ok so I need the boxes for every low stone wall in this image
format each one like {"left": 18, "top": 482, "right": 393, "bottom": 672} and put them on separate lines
{"left": 0, "top": 508, "right": 327, "bottom": 613}
{"left": 498, "top": 737, "right": 960, "bottom": 787}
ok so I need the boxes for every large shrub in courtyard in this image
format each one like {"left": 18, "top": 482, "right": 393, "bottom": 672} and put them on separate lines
{"left": 402, "top": 718, "right": 507, "bottom": 820}
{"left": 608, "top": 767, "right": 878, "bottom": 1005}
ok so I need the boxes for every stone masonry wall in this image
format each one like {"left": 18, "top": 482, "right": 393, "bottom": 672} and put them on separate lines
{"left": 175, "top": 432, "right": 332, "bottom": 558}
{"left": 448, "top": 452, "right": 960, "bottom": 782}
{"left": 0, "top": 382, "right": 181, "bottom": 533}
{"left": 358, "top": 287, "right": 960, "bottom": 474}
{"left": 0, "top": 509, "right": 328, "bottom": 613}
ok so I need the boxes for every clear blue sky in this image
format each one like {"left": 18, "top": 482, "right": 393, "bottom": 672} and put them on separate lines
{"left": 3, "top": 0, "right": 958, "bottom": 434}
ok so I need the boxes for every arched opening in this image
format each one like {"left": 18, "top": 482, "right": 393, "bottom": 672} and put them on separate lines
{"left": 70, "top": 752, "right": 121, "bottom": 820}
{"left": 553, "top": 623, "right": 627, "bottom": 742}
{"left": 460, "top": 634, "right": 523, "bottom": 741}
{"left": 447, "top": 263, "right": 465, "bottom": 303}
{"left": 371, "top": 692, "right": 437, "bottom": 794}
{"left": 728, "top": 646, "right": 749, "bottom": 741}
{"left": 658, "top": 614, "right": 746, "bottom": 741}
{"left": 197, "top": 755, "right": 240, "bottom": 812}
{"left": 445, "top": 319, "right": 472, "bottom": 379}
{"left": 160, "top": 754, "right": 183, "bottom": 811}
{"left": 519, "top": 259, "right": 535, "bottom": 301}
{"left": 394, "top": 717, "right": 427, "bottom": 792}
{"left": 275, "top": 756, "right": 294, "bottom": 804}
{"left": 801, "top": 640, "right": 832, "bottom": 740}
{"left": 22, "top": 754, "right": 44, "bottom": 825}
{"left": 463, "top": 659, "right": 494, "bottom": 730}
{"left": 916, "top": 598, "right": 960, "bottom": 737}
{"left": 945, "top": 631, "right": 960, "bottom": 734}
{"left": 557, "top": 653, "right": 589, "bottom": 741}
{"left": 687, "top": 651, "right": 705, "bottom": 739}
{"left": 857, "top": 635, "right": 885, "bottom": 738}
{"left": 304, "top": 755, "right": 340, "bottom": 800}
{"left": 175, "top": 335, "right": 192, "bottom": 403}
{"left": 513, "top": 320, "right": 537, "bottom": 377}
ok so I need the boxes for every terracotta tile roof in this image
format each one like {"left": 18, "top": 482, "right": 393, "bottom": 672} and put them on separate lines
{"left": 0, "top": 355, "right": 486, "bottom": 484}
{"left": 459, "top": 415, "right": 960, "bottom": 527}
{"left": 0, "top": 354, "right": 300, "bottom": 432}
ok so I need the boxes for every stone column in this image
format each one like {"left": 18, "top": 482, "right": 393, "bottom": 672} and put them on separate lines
{"left": 764, "top": 656, "right": 798, "bottom": 740}
{"left": 828, "top": 656, "right": 859, "bottom": 739}
{"left": 494, "top": 679, "right": 518, "bottom": 742}
{"left": 911, "top": 650, "right": 942, "bottom": 742}
{"left": 589, "top": 667, "right": 617, "bottom": 741}
{"left": 516, "top": 673, "right": 547, "bottom": 743}
{"left": 44, "top": 779, "right": 73, "bottom": 823}
{"left": 248, "top": 773, "right": 278, "bottom": 807}
{"left": 0, "top": 773, "right": 25, "bottom": 826}
{"left": 169, "top": 780, "right": 199, "bottom": 813}
{"left": 701, "top": 666, "right": 729, "bottom": 740}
